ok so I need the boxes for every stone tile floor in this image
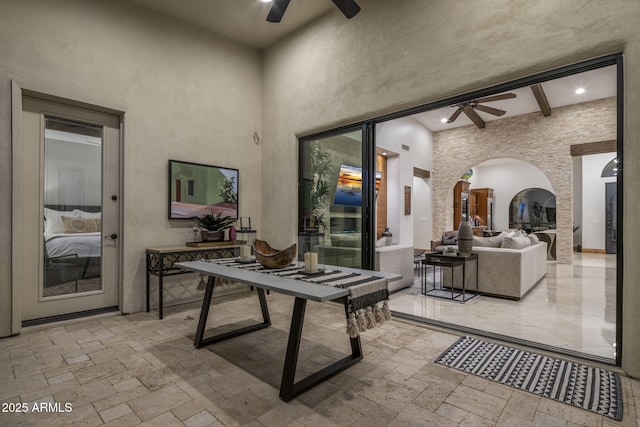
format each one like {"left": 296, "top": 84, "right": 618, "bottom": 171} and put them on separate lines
{"left": 1, "top": 291, "right": 638, "bottom": 426}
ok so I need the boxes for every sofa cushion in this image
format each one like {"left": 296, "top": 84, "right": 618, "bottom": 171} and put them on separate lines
{"left": 442, "top": 234, "right": 458, "bottom": 245}
{"left": 473, "top": 233, "right": 505, "bottom": 247}
{"left": 527, "top": 233, "right": 540, "bottom": 245}
{"left": 500, "top": 235, "right": 531, "bottom": 249}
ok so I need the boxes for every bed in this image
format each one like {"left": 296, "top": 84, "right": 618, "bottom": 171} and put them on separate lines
{"left": 44, "top": 205, "right": 102, "bottom": 288}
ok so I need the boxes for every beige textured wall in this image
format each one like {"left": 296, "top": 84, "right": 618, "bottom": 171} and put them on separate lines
{"left": 262, "top": 0, "right": 640, "bottom": 376}
{"left": 432, "top": 98, "right": 617, "bottom": 264}
{"left": 0, "top": 0, "right": 262, "bottom": 324}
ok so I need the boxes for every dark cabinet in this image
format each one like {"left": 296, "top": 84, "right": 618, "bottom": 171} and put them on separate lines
{"left": 470, "top": 188, "right": 494, "bottom": 230}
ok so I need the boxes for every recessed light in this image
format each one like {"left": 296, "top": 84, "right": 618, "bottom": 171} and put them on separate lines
{"left": 575, "top": 87, "right": 586, "bottom": 95}
{"left": 382, "top": 152, "right": 387, "bottom": 156}
{"left": 440, "top": 118, "right": 448, "bottom": 123}
{"left": 261, "top": 0, "right": 272, "bottom": 3}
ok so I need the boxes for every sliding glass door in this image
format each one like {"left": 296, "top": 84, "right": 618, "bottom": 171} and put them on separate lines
{"left": 299, "top": 126, "right": 375, "bottom": 269}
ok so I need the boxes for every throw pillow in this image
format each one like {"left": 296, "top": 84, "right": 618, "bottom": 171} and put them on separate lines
{"left": 473, "top": 233, "right": 505, "bottom": 248}
{"left": 527, "top": 233, "right": 540, "bottom": 245}
{"left": 72, "top": 209, "right": 102, "bottom": 219}
{"left": 500, "top": 235, "right": 531, "bottom": 249}
{"left": 442, "top": 234, "right": 458, "bottom": 245}
{"left": 61, "top": 216, "right": 101, "bottom": 233}
{"left": 44, "top": 208, "right": 78, "bottom": 234}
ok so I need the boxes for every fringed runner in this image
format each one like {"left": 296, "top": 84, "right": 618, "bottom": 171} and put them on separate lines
{"left": 205, "top": 259, "right": 391, "bottom": 337}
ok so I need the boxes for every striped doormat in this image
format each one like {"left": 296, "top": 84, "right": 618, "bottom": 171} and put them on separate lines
{"left": 435, "top": 336, "right": 623, "bottom": 420}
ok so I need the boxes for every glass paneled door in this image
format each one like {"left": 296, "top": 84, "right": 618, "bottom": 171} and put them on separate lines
{"left": 299, "top": 127, "right": 374, "bottom": 269}
{"left": 20, "top": 96, "right": 120, "bottom": 323}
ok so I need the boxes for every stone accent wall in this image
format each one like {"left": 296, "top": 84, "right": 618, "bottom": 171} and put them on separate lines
{"left": 432, "top": 97, "right": 616, "bottom": 264}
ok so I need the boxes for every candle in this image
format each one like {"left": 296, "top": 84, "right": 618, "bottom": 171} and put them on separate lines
{"left": 310, "top": 252, "right": 318, "bottom": 273}
{"left": 304, "top": 252, "right": 311, "bottom": 271}
{"left": 240, "top": 245, "right": 251, "bottom": 261}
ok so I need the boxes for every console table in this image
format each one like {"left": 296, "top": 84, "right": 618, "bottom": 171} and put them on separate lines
{"left": 145, "top": 245, "right": 236, "bottom": 319}
{"left": 176, "top": 259, "right": 399, "bottom": 402}
{"left": 422, "top": 253, "right": 478, "bottom": 302}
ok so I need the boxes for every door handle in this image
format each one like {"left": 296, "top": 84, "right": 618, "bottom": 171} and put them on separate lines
{"left": 105, "top": 233, "right": 118, "bottom": 240}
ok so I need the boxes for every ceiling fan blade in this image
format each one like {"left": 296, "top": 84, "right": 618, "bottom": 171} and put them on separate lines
{"left": 267, "top": 0, "right": 291, "bottom": 23}
{"left": 474, "top": 104, "right": 506, "bottom": 116}
{"left": 463, "top": 106, "right": 486, "bottom": 129}
{"left": 447, "top": 107, "right": 463, "bottom": 123}
{"left": 331, "top": 0, "right": 361, "bottom": 19}
{"left": 474, "top": 93, "right": 516, "bottom": 103}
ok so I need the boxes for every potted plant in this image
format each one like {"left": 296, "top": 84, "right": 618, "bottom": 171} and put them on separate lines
{"left": 308, "top": 142, "right": 331, "bottom": 231}
{"left": 192, "top": 211, "right": 235, "bottom": 242}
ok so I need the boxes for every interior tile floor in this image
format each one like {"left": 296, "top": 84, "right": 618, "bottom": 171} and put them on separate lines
{"left": 390, "top": 253, "right": 617, "bottom": 360}
{"left": 1, "top": 287, "right": 638, "bottom": 426}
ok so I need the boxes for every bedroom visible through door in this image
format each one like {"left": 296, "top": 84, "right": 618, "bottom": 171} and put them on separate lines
{"left": 18, "top": 96, "right": 121, "bottom": 325}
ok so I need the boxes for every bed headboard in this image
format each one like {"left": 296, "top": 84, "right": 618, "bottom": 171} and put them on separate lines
{"left": 45, "top": 204, "right": 101, "bottom": 213}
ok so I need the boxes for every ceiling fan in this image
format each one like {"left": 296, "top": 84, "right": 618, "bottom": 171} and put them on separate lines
{"left": 446, "top": 93, "right": 517, "bottom": 129}
{"left": 267, "top": 0, "right": 361, "bottom": 23}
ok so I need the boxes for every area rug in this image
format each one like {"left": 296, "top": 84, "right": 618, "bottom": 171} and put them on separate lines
{"left": 435, "top": 336, "right": 623, "bottom": 420}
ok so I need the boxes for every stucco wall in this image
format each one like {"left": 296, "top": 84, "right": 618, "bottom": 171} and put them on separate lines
{"left": 262, "top": 0, "right": 640, "bottom": 376}
{"left": 0, "top": 0, "right": 262, "bottom": 328}
{"left": 432, "top": 98, "right": 616, "bottom": 264}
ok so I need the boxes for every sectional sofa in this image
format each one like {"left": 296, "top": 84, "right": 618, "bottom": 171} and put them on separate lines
{"left": 432, "top": 231, "right": 548, "bottom": 299}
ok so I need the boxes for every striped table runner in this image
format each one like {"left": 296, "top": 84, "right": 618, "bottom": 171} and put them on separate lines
{"left": 205, "top": 259, "right": 391, "bottom": 337}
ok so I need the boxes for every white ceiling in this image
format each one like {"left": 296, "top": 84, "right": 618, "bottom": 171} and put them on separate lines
{"left": 412, "top": 65, "right": 617, "bottom": 132}
{"left": 123, "top": 0, "right": 337, "bottom": 49}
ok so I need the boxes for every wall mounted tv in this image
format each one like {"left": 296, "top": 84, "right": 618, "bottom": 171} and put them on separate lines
{"left": 168, "top": 160, "right": 238, "bottom": 219}
{"left": 333, "top": 163, "right": 382, "bottom": 207}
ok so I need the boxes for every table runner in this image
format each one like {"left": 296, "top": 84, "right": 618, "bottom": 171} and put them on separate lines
{"left": 205, "top": 259, "right": 391, "bottom": 337}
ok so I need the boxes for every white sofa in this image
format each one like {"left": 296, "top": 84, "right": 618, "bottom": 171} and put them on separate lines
{"left": 471, "top": 242, "right": 547, "bottom": 299}
{"left": 375, "top": 244, "right": 414, "bottom": 293}
{"left": 433, "top": 232, "right": 548, "bottom": 299}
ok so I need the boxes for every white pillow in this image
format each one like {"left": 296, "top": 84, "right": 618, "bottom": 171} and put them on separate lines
{"left": 500, "top": 235, "right": 531, "bottom": 249}
{"left": 72, "top": 209, "right": 102, "bottom": 219}
{"left": 527, "top": 233, "right": 540, "bottom": 245}
{"left": 44, "top": 208, "right": 78, "bottom": 234}
{"left": 473, "top": 233, "right": 505, "bottom": 248}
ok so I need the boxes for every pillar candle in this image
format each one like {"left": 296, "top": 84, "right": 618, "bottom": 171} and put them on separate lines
{"left": 304, "top": 252, "right": 311, "bottom": 271}
{"left": 310, "top": 252, "right": 318, "bottom": 273}
{"left": 240, "top": 245, "right": 251, "bottom": 261}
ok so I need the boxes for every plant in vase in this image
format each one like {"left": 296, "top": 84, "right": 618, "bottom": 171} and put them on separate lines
{"left": 192, "top": 211, "right": 236, "bottom": 242}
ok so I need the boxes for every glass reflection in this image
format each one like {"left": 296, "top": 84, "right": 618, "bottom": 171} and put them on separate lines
{"left": 43, "top": 116, "right": 103, "bottom": 297}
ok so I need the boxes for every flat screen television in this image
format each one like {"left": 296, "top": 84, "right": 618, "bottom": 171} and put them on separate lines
{"left": 333, "top": 163, "right": 382, "bottom": 207}
{"left": 168, "top": 160, "right": 238, "bottom": 219}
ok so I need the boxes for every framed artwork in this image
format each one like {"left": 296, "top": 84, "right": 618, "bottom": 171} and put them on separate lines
{"left": 404, "top": 185, "right": 411, "bottom": 215}
{"left": 168, "top": 160, "right": 239, "bottom": 219}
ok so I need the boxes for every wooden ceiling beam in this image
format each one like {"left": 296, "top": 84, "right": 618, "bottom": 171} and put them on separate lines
{"left": 570, "top": 140, "right": 617, "bottom": 156}
{"left": 531, "top": 84, "right": 552, "bottom": 117}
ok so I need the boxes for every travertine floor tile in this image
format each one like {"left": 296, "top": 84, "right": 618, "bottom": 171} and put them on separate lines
{"left": 0, "top": 290, "right": 637, "bottom": 426}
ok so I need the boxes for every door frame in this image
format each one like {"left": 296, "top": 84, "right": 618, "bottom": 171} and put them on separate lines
{"left": 298, "top": 124, "right": 376, "bottom": 270}
{"left": 11, "top": 81, "right": 125, "bottom": 334}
